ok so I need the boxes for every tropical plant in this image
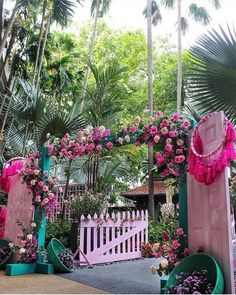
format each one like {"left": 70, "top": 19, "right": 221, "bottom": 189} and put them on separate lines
{"left": 143, "top": 0, "right": 221, "bottom": 112}
{"left": 74, "top": 0, "right": 112, "bottom": 114}
{"left": 46, "top": 219, "right": 71, "bottom": 247}
{"left": 187, "top": 25, "right": 236, "bottom": 124}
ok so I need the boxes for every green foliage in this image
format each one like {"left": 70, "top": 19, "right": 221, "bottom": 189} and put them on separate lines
{"left": 148, "top": 218, "right": 179, "bottom": 244}
{"left": 67, "top": 191, "right": 103, "bottom": 221}
{"left": 188, "top": 25, "right": 236, "bottom": 124}
{"left": 46, "top": 219, "right": 71, "bottom": 248}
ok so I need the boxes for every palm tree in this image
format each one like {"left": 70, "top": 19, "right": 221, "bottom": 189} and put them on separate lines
{"left": 187, "top": 26, "right": 236, "bottom": 125}
{"left": 5, "top": 79, "right": 85, "bottom": 156}
{"left": 34, "top": 0, "right": 78, "bottom": 90}
{"left": 159, "top": 0, "right": 221, "bottom": 112}
{"left": 83, "top": 62, "right": 127, "bottom": 128}
{"left": 74, "top": 0, "right": 112, "bottom": 115}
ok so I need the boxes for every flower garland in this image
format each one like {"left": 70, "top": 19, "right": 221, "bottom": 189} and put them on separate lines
{"left": 116, "top": 111, "right": 191, "bottom": 179}
{"left": 48, "top": 112, "right": 191, "bottom": 181}
{"left": 48, "top": 126, "right": 113, "bottom": 160}
{"left": 189, "top": 112, "right": 236, "bottom": 185}
{"left": 21, "top": 151, "right": 62, "bottom": 216}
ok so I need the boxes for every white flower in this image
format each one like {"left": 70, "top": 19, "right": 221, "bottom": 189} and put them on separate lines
{"left": 34, "top": 169, "right": 40, "bottom": 175}
{"left": 118, "top": 137, "right": 124, "bottom": 145}
{"left": 46, "top": 133, "right": 51, "bottom": 139}
{"left": 99, "top": 126, "right": 106, "bottom": 133}
{"left": 9, "top": 242, "right": 14, "bottom": 248}
{"left": 19, "top": 248, "right": 26, "bottom": 254}
{"left": 124, "top": 135, "right": 130, "bottom": 143}
{"left": 31, "top": 222, "right": 36, "bottom": 228}
{"left": 143, "top": 109, "right": 150, "bottom": 115}
{"left": 27, "top": 234, "right": 33, "bottom": 240}
{"left": 160, "top": 258, "right": 169, "bottom": 269}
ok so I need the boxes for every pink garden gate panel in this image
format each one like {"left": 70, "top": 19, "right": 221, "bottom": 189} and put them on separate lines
{"left": 187, "top": 111, "right": 234, "bottom": 293}
{"left": 4, "top": 174, "right": 33, "bottom": 244}
{"left": 78, "top": 210, "right": 148, "bottom": 265}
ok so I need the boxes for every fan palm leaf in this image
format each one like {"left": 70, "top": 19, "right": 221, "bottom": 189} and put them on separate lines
{"left": 188, "top": 25, "right": 236, "bottom": 124}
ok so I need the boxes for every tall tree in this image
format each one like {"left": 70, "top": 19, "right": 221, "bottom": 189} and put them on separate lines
{"left": 147, "top": 0, "right": 155, "bottom": 219}
{"left": 73, "top": 0, "right": 111, "bottom": 115}
{"left": 157, "top": 0, "right": 221, "bottom": 112}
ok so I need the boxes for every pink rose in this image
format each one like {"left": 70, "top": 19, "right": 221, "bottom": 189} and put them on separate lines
{"left": 172, "top": 239, "right": 180, "bottom": 250}
{"left": 148, "top": 116, "right": 155, "bottom": 123}
{"left": 183, "top": 248, "right": 190, "bottom": 257}
{"left": 35, "top": 195, "right": 41, "bottom": 202}
{"left": 106, "top": 142, "right": 113, "bottom": 149}
{"left": 154, "top": 135, "right": 160, "bottom": 143}
{"left": 122, "top": 126, "right": 127, "bottom": 132}
{"left": 77, "top": 130, "right": 84, "bottom": 136}
{"left": 181, "top": 119, "right": 191, "bottom": 129}
{"left": 150, "top": 126, "right": 158, "bottom": 136}
{"left": 175, "top": 155, "right": 185, "bottom": 163}
{"left": 161, "top": 127, "right": 169, "bottom": 135}
{"left": 156, "top": 111, "right": 164, "bottom": 118}
{"left": 172, "top": 113, "right": 181, "bottom": 121}
{"left": 135, "top": 141, "right": 141, "bottom": 147}
{"left": 43, "top": 185, "right": 49, "bottom": 192}
{"left": 160, "top": 119, "right": 169, "bottom": 127}
{"left": 176, "top": 148, "right": 183, "bottom": 154}
{"left": 165, "top": 144, "right": 173, "bottom": 152}
{"left": 166, "top": 138, "right": 172, "bottom": 144}
{"left": 130, "top": 125, "right": 137, "bottom": 133}
{"left": 177, "top": 139, "right": 184, "bottom": 146}
{"left": 38, "top": 181, "right": 44, "bottom": 187}
{"left": 169, "top": 168, "right": 179, "bottom": 176}
{"left": 176, "top": 228, "right": 184, "bottom": 235}
{"left": 169, "top": 130, "right": 179, "bottom": 138}
{"left": 143, "top": 109, "right": 150, "bottom": 115}
{"left": 41, "top": 198, "right": 49, "bottom": 206}
{"left": 134, "top": 116, "right": 141, "bottom": 124}
{"left": 96, "top": 145, "right": 103, "bottom": 152}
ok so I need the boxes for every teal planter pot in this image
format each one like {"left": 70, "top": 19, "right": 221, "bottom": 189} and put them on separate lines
{"left": 6, "top": 263, "right": 36, "bottom": 276}
{"left": 160, "top": 275, "right": 169, "bottom": 294}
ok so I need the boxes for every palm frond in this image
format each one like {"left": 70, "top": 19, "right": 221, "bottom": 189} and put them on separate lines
{"left": 188, "top": 3, "right": 211, "bottom": 25}
{"left": 188, "top": 25, "right": 236, "bottom": 124}
{"left": 143, "top": 0, "right": 162, "bottom": 25}
{"left": 52, "top": 0, "right": 76, "bottom": 27}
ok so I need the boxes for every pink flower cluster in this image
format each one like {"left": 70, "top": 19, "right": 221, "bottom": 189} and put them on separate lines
{"left": 140, "top": 112, "right": 190, "bottom": 179}
{"left": 149, "top": 227, "right": 190, "bottom": 276}
{"left": 48, "top": 126, "right": 113, "bottom": 159}
{"left": 21, "top": 151, "right": 60, "bottom": 215}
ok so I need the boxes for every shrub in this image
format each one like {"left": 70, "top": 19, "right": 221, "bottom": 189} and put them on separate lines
{"left": 148, "top": 219, "right": 179, "bottom": 244}
{"left": 46, "top": 219, "right": 71, "bottom": 248}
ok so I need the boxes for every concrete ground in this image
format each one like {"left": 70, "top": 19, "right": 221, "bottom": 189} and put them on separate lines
{"left": 0, "top": 271, "right": 108, "bottom": 294}
{"left": 59, "top": 258, "right": 160, "bottom": 294}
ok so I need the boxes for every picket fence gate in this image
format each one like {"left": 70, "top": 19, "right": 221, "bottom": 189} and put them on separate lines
{"left": 74, "top": 210, "right": 148, "bottom": 266}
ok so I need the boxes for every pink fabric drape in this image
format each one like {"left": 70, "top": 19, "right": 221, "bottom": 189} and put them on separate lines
{"left": 0, "top": 206, "right": 7, "bottom": 238}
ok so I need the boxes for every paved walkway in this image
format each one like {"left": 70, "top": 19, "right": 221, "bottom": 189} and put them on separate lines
{"left": 59, "top": 258, "right": 160, "bottom": 294}
{"left": 0, "top": 271, "right": 108, "bottom": 294}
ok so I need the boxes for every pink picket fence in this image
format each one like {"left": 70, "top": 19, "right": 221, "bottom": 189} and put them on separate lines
{"left": 76, "top": 210, "right": 148, "bottom": 265}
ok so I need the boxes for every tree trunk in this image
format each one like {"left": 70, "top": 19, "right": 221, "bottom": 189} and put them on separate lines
{"left": 177, "top": 0, "right": 182, "bottom": 113}
{"left": 76, "top": 0, "right": 100, "bottom": 115}
{"left": 32, "top": 0, "right": 47, "bottom": 84}
{"left": 70, "top": 221, "right": 79, "bottom": 253}
{"left": 0, "top": 27, "right": 17, "bottom": 81}
{"left": 0, "top": 4, "right": 18, "bottom": 57}
{"left": 35, "top": 12, "right": 51, "bottom": 90}
{"left": 147, "top": 0, "right": 155, "bottom": 219}
{"left": 61, "top": 158, "right": 73, "bottom": 218}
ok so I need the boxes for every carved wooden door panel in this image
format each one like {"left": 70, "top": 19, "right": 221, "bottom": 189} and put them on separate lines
{"left": 5, "top": 174, "right": 33, "bottom": 245}
{"left": 187, "top": 111, "right": 234, "bottom": 293}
